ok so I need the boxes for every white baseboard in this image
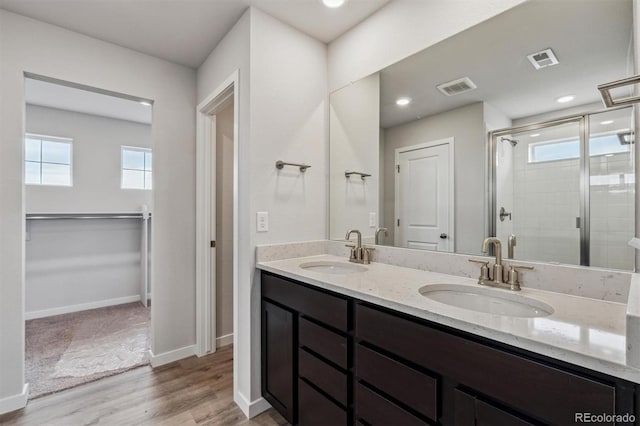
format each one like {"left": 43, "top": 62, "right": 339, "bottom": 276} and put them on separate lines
{"left": 235, "top": 391, "right": 271, "bottom": 419}
{"left": 149, "top": 345, "right": 196, "bottom": 367}
{"left": 25, "top": 295, "right": 145, "bottom": 320}
{"left": 0, "top": 384, "right": 29, "bottom": 415}
{"left": 216, "top": 333, "right": 233, "bottom": 348}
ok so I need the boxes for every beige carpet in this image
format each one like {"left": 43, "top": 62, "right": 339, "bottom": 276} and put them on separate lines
{"left": 26, "top": 302, "right": 151, "bottom": 399}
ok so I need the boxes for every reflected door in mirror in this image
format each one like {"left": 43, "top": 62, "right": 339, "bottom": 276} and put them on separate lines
{"left": 396, "top": 140, "right": 453, "bottom": 252}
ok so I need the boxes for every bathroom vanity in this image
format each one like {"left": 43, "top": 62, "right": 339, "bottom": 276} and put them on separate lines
{"left": 258, "top": 252, "right": 640, "bottom": 426}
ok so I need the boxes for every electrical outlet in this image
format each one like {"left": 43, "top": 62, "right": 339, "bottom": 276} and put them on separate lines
{"left": 257, "top": 211, "right": 269, "bottom": 232}
{"left": 369, "top": 212, "right": 377, "bottom": 227}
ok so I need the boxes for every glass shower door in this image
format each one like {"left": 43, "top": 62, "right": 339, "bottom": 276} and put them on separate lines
{"left": 496, "top": 120, "right": 583, "bottom": 264}
{"left": 588, "top": 108, "right": 635, "bottom": 270}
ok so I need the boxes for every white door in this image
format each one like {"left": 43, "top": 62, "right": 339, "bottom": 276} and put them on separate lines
{"left": 395, "top": 140, "right": 454, "bottom": 252}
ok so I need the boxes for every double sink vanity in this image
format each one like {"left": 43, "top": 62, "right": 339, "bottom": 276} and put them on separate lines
{"left": 257, "top": 239, "right": 640, "bottom": 425}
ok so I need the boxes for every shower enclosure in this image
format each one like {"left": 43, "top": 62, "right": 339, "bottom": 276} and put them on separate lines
{"left": 490, "top": 106, "right": 635, "bottom": 270}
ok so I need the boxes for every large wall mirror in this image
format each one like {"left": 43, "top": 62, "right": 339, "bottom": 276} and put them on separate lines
{"left": 329, "top": 0, "right": 636, "bottom": 270}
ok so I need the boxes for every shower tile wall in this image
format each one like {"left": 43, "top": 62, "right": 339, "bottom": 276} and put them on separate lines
{"left": 512, "top": 144, "right": 580, "bottom": 265}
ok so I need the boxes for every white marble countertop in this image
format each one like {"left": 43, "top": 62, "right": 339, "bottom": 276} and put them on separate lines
{"left": 257, "top": 254, "right": 640, "bottom": 384}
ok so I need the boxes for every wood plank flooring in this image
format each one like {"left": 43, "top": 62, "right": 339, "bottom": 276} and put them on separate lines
{"left": 0, "top": 345, "right": 287, "bottom": 426}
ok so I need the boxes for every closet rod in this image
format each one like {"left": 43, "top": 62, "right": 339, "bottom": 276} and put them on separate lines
{"left": 26, "top": 213, "right": 152, "bottom": 220}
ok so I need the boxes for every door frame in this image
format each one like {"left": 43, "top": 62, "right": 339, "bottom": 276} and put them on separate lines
{"left": 196, "top": 70, "right": 239, "bottom": 357}
{"left": 394, "top": 137, "right": 455, "bottom": 251}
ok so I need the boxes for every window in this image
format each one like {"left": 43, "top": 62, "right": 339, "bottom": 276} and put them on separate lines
{"left": 121, "top": 147, "right": 152, "bottom": 190}
{"left": 528, "top": 133, "right": 630, "bottom": 163}
{"left": 25, "top": 134, "right": 73, "bottom": 186}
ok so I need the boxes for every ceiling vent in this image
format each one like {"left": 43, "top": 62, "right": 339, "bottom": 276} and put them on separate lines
{"left": 527, "top": 48, "right": 559, "bottom": 70}
{"left": 436, "top": 77, "right": 477, "bottom": 97}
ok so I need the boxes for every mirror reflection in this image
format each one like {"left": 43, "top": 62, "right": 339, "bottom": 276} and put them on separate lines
{"left": 329, "top": 0, "right": 636, "bottom": 270}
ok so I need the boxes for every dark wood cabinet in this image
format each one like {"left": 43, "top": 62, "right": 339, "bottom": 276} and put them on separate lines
{"left": 261, "top": 270, "right": 639, "bottom": 426}
{"left": 261, "top": 300, "right": 295, "bottom": 424}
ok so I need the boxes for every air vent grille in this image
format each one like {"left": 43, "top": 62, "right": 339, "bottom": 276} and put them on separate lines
{"left": 527, "top": 48, "right": 559, "bottom": 70}
{"left": 436, "top": 77, "right": 477, "bottom": 97}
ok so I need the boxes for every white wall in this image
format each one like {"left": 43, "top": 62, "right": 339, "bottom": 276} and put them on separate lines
{"left": 383, "top": 103, "right": 485, "bottom": 255}
{"left": 327, "top": 0, "right": 526, "bottom": 91}
{"left": 197, "top": 6, "right": 327, "bottom": 415}
{"left": 329, "top": 73, "right": 380, "bottom": 240}
{"left": 25, "top": 219, "right": 144, "bottom": 316}
{"left": 25, "top": 105, "right": 152, "bottom": 213}
{"left": 249, "top": 8, "right": 327, "bottom": 404}
{"left": 0, "top": 10, "right": 196, "bottom": 407}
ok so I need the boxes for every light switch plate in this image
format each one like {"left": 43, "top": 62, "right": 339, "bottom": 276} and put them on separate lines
{"left": 257, "top": 211, "right": 269, "bottom": 232}
{"left": 369, "top": 212, "right": 377, "bottom": 227}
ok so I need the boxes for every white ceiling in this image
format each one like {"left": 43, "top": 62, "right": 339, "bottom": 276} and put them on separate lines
{"left": 378, "top": 0, "right": 633, "bottom": 128}
{"left": 25, "top": 78, "right": 153, "bottom": 124}
{"left": 0, "top": 0, "right": 391, "bottom": 68}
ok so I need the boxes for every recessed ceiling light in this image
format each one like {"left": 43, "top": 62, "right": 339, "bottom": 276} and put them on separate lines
{"left": 323, "top": 0, "right": 345, "bottom": 8}
{"left": 530, "top": 133, "right": 540, "bottom": 137}
{"left": 600, "top": 120, "right": 614, "bottom": 125}
{"left": 396, "top": 97, "right": 412, "bottom": 106}
{"left": 556, "top": 95, "right": 575, "bottom": 103}
{"left": 139, "top": 101, "right": 152, "bottom": 106}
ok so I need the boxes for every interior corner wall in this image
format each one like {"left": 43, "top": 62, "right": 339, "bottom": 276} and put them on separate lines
{"left": 327, "top": 0, "right": 526, "bottom": 91}
{"left": 196, "top": 6, "right": 328, "bottom": 414}
{"left": 0, "top": 9, "right": 196, "bottom": 407}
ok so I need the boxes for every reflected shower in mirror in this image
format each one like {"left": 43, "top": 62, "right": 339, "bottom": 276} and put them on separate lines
{"left": 329, "top": 0, "right": 636, "bottom": 270}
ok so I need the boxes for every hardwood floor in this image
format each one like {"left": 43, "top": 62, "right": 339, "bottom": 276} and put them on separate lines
{"left": 0, "top": 345, "right": 287, "bottom": 426}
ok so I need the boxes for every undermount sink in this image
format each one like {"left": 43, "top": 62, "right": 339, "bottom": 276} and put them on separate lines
{"left": 299, "top": 261, "right": 367, "bottom": 274}
{"left": 419, "top": 284, "right": 554, "bottom": 318}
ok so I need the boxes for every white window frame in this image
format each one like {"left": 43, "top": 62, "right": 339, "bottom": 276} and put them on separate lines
{"left": 121, "top": 146, "right": 152, "bottom": 190}
{"left": 25, "top": 133, "right": 74, "bottom": 187}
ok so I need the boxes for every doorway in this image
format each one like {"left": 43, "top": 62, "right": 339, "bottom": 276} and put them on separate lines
{"left": 394, "top": 138, "right": 455, "bottom": 251}
{"left": 196, "top": 70, "right": 238, "bottom": 361}
{"left": 491, "top": 106, "right": 635, "bottom": 269}
{"left": 23, "top": 76, "right": 154, "bottom": 398}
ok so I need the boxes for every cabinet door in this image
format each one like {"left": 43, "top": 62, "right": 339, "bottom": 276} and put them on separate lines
{"left": 262, "top": 301, "right": 295, "bottom": 423}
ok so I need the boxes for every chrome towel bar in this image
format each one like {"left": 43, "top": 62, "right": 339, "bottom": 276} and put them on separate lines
{"left": 275, "top": 160, "right": 311, "bottom": 172}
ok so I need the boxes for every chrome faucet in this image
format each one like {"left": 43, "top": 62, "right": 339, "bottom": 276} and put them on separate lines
{"left": 345, "top": 229, "right": 374, "bottom": 264}
{"left": 469, "top": 237, "right": 533, "bottom": 291}
{"left": 374, "top": 227, "right": 388, "bottom": 245}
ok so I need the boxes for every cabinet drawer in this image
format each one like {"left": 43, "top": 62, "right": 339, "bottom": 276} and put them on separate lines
{"left": 355, "top": 304, "right": 615, "bottom": 425}
{"left": 300, "top": 317, "right": 347, "bottom": 368}
{"left": 356, "top": 344, "right": 438, "bottom": 421}
{"left": 299, "top": 348, "right": 347, "bottom": 404}
{"left": 262, "top": 272, "right": 348, "bottom": 330}
{"left": 356, "top": 382, "right": 427, "bottom": 426}
{"left": 454, "top": 388, "right": 535, "bottom": 426}
{"left": 299, "top": 378, "right": 347, "bottom": 426}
